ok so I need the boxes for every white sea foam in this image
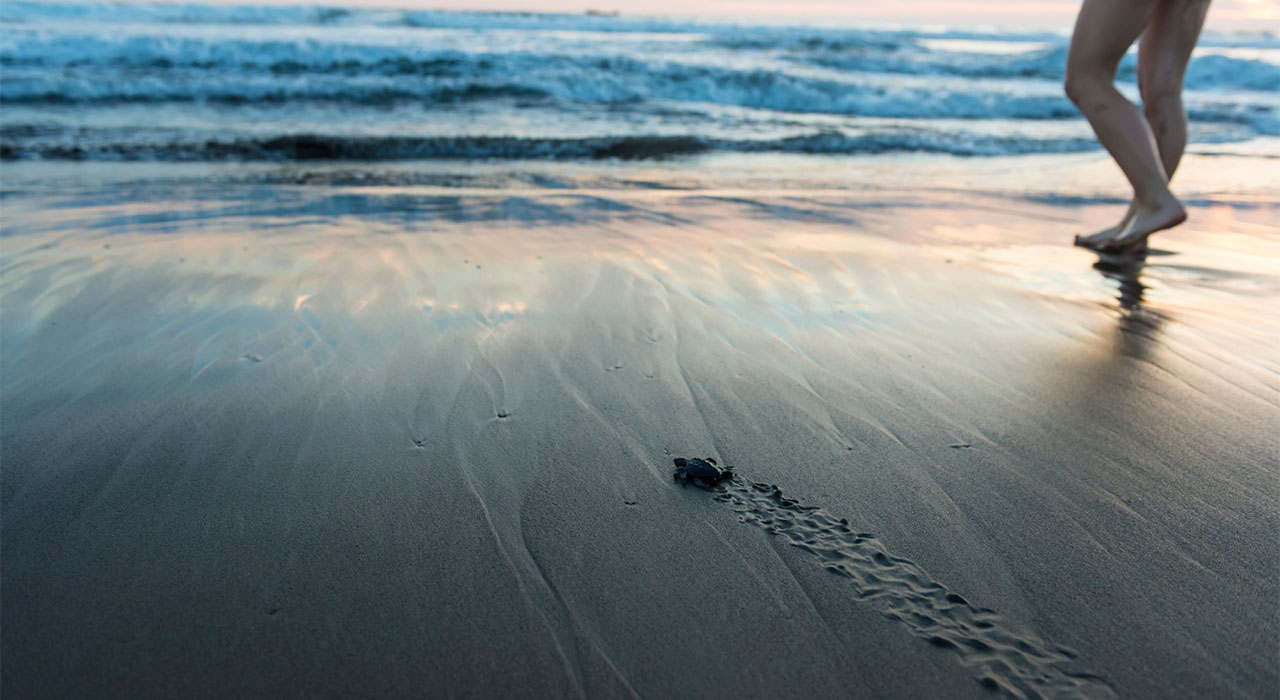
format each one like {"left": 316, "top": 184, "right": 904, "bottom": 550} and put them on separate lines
{"left": 1, "top": 2, "right": 1275, "bottom": 161}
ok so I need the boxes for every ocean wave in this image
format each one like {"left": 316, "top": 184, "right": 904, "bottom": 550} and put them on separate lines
{"left": 0, "top": 77, "right": 551, "bottom": 106}
{"left": 4, "top": 57, "right": 1271, "bottom": 136}
{"left": 0, "top": 43, "right": 1088, "bottom": 119}
{"left": 0, "top": 128, "right": 1110, "bottom": 161}
{"left": 4, "top": 25, "right": 1275, "bottom": 93}
{"left": 0, "top": 2, "right": 718, "bottom": 34}
{"left": 1189, "top": 104, "right": 1280, "bottom": 136}
{"left": 0, "top": 2, "right": 358, "bottom": 27}
{"left": 1, "top": 2, "right": 1275, "bottom": 162}
{"left": 795, "top": 44, "right": 1279, "bottom": 92}
{"left": 1182, "top": 55, "right": 1280, "bottom": 92}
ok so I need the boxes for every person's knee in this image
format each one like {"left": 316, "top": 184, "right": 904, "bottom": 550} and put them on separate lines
{"left": 1064, "top": 68, "right": 1102, "bottom": 107}
{"left": 1139, "top": 74, "right": 1183, "bottom": 117}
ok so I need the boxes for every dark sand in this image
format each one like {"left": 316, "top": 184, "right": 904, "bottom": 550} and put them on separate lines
{"left": 2, "top": 160, "right": 1278, "bottom": 698}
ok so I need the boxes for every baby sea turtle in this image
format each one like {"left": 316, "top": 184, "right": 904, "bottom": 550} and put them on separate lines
{"left": 673, "top": 457, "right": 733, "bottom": 488}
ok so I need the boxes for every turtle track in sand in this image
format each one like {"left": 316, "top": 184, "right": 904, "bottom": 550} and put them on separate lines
{"left": 710, "top": 478, "right": 1116, "bottom": 699}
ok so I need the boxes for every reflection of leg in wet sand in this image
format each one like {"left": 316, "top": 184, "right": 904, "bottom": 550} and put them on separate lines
{"left": 1095, "top": 259, "right": 1147, "bottom": 311}
{"left": 1092, "top": 258, "right": 1168, "bottom": 369}
{"left": 1066, "top": 0, "right": 1211, "bottom": 253}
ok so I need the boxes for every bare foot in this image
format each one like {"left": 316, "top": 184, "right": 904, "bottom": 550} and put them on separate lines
{"left": 1099, "top": 196, "right": 1185, "bottom": 251}
{"left": 1074, "top": 202, "right": 1136, "bottom": 250}
{"left": 1098, "top": 237, "right": 1149, "bottom": 260}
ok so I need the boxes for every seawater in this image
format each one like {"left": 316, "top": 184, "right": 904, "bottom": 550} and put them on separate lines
{"left": 1, "top": 2, "right": 1277, "bottom": 162}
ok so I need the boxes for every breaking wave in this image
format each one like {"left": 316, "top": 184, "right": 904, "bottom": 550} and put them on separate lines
{"left": 2, "top": 2, "right": 1276, "bottom": 162}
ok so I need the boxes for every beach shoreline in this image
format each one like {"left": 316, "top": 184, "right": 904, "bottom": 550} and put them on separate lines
{"left": 3, "top": 166, "right": 1277, "bottom": 698}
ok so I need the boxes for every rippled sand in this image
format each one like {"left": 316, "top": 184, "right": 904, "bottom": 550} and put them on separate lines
{"left": 2, "top": 168, "right": 1277, "bottom": 698}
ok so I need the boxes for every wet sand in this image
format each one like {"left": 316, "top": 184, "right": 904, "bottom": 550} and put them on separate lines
{"left": 2, "top": 166, "right": 1278, "bottom": 698}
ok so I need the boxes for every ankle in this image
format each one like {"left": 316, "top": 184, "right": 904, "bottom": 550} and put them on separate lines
{"left": 1135, "top": 190, "right": 1179, "bottom": 212}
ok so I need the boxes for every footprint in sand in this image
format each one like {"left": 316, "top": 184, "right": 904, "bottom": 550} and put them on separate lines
{"left": 674, "top": 463, "right": 1116, "bottom": 699}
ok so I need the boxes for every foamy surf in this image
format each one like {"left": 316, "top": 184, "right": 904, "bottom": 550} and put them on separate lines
{"left": 1, "top": 2, "right": 1276, "bottom": 162}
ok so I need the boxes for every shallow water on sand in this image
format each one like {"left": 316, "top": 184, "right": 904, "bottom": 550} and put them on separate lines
{"left": 2, "top": 169, "right": 1277, "bottom": 698}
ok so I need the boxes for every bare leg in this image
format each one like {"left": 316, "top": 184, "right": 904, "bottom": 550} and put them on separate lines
{"left": 1100, "top": 0, "right": 1212, "bottom": 249}
{"left": 1076, "top": 1, "right": 1209, "bottom": 251}
{"left": 1138, "top": 0, "right": 1211, "bottom": 181}
{"left": 1066, "top": 0, "right": 1186, "bottom": 250}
